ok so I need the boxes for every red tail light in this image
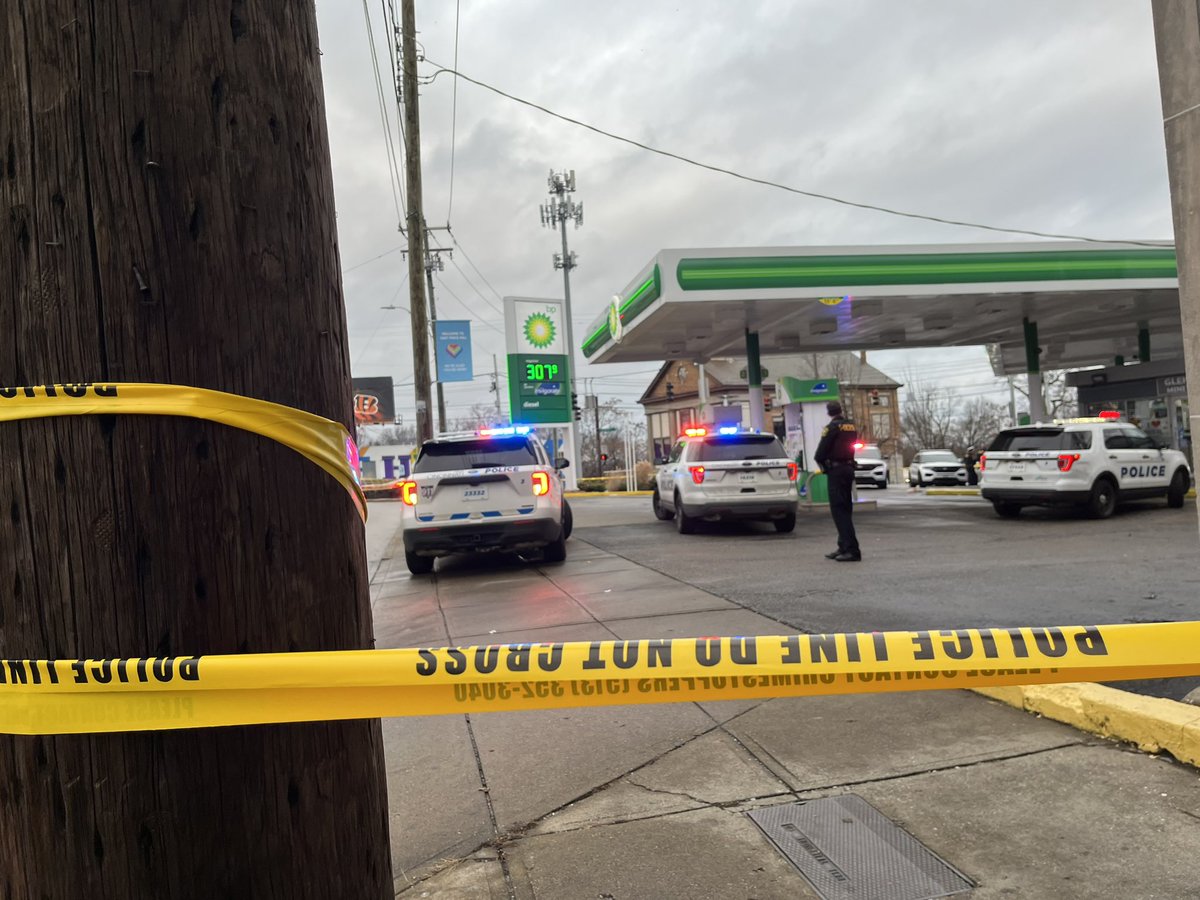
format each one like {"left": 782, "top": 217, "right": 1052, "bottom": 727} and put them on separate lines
{"left": 787, "top": 462, "right": 798, "bottom": 481}
{"left": 400, "top": 481, "right": 418, "bottom": 506}
{"left": 1057, "top": 453, "right": 1081, "bottom": 473}
{"left": 532, "top": 471, "right": 550, "bottom": 496}
{"left": 689, "top": 465, "right": 706, "bottom": 485}
{"left": 979, "top": 454, "right": 986, "bottom": 472}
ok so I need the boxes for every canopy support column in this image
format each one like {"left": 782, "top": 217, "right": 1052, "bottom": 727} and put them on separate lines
{"left": 746, "top": 329, "right": 764, "bottom": 431}
{"left": 1138, "top": 325, "right": 1152, "bottom": 363}
{"left": 1024, "top": 317, "right": 1047, "bottom": 423}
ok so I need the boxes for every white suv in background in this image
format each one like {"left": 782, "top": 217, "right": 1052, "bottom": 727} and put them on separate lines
{"left": 908, "top": 450, "right": 967, "bottom": 487}
{"left": 399, "top": 426, "right": 571, "bottom": 574}
{"left": 652, "top": 427, "right": 799, "bottom": 533}
{"left": 980, "top": 414, "right": 1191, "bottom": 519}
{"left": 854, "top": 443, "right": 889, "bottom": 489}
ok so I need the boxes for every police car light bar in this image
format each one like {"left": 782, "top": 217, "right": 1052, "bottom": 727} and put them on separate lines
{"left": 1098, "top": 410, "right": 1121, "bottom": 420}
{"left": 683, "top": 427, "right": 708, "bottom": 437}
{"left": 718, "top": 426, "right": 739, "bottom": 435}
{"left": 478, "top": 425, "right": 533, "bottom": 437}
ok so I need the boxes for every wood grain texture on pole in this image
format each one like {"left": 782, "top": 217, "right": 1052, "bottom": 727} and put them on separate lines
{"left": 401, "top": 0, "right": 433, "bottom": 443}
{"left": 1152, "top": 0, "right": 1200, "bottom": 541}
{"left": 0, "top": 3, "right": 392, "bottom": 896}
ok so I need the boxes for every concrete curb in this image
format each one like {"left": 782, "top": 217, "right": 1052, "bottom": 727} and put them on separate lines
{"left": 564, "top": 490, "right": 654, "bottom": 498}
{"left": 924, "top": 488, "right": 981, "bottom": 496}
{"left": 973, "top": 683, "right": 1200, "bottom": 768}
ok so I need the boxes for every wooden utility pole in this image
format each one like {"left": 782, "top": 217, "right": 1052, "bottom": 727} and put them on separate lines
{"left": 1152, "top": 1, "right": 1200, "bottom": 541}
{"left": 0, "top": 4, "right": 392, "bottom": 896}
{"left": 401, "top": 0, "right": 433, "bottom": 443}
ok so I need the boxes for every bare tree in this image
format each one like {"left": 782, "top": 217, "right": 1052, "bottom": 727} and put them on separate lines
{"left": 1014, "top": 370, "right": 1077, "bottom": 420}
{"left": 451, "top": 402, "right": 508, "bottom": 432}
{"left": 899, "top": 372, "right": 959, "bottom": 459}
{"left": 580, "top": 400, "right": 645, "bottom": 477}
{"left": 951, "top": 397, "right": 1008, "bottom": 454}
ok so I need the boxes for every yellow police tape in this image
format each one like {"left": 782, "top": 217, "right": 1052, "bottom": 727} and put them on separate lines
{"left": 2, "top": 621, "right": 1198, "bottom": 735}
{"left": 0, "top": 383, "right": 366, "bottom": 521}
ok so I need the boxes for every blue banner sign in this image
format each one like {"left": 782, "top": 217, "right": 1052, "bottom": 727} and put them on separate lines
{"left": 435, "top": 320, "right": 473, "bottom": 383}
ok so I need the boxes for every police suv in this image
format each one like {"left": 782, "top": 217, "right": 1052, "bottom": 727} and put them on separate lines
{"left": 399, "top": 426, "right": 571, "bottom": 574}
{"left": 652, "top": 427, "right": 799, "bottom": 533}
{"left": 853, "top": 442, "right": 889, "bottom": 489}
{"left": 979, "top": 413, "right": 1191, "bottom": 519}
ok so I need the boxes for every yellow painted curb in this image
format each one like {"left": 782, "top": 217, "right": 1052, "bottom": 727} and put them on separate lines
{"left": 973, "top": 683, "right": 1200, "bottom": 768}
{"left": 564, "top": 491, "right": 654, "bottom": 498}
{"left": 924, "top": 488, "right": 981, "bottom": 496}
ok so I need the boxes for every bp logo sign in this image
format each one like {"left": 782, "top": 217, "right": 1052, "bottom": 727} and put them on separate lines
{"left": 524, "top": 312, "right": 556, "bottom": 350}
{"left": 811, "top": 381, "right": 830, "bottom": 395}
{"left": 608, "top": 295, "right": 624, "bottom": 343}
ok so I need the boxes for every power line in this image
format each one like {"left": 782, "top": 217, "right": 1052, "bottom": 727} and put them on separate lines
{"left": 446, "top": 228, "right": 506, "bottom": 304}
{"left": 359, "top": 0, "right": 405, "bottom": 230}
{"left": 425, "top": 62, "right": 1171, "bottom": 248}
{"left": 446, "top": 0, "right": 462, "bottom": 221}
{"left": 341, "top": 245, "right": 404, "bottom": 275}
{"left": 446, "top": 253, "right": 505, "bottom": 318}
{"left": 432, "top": 272, "right": 505, "bottom": 335}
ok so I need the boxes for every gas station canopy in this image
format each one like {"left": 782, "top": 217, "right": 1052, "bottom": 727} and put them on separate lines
{"left": 582, "top": 242, "right": 1180, "bottom": 376}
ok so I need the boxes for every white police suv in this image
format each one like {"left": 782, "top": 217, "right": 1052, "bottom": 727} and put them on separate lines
{"left": 399, "top": 426, "right": 571, "bottom": 574}
{"left": 853, "top": 442, "right": 889, "bottom": 489}
{"left": 652, "top": 426, "right": 799, "bottom": 533}
{"left": 908, "top": 450, "right": 967, "bottom": 487}
{"left": 980, "top": 413, "right": 1191, "bottom": 519}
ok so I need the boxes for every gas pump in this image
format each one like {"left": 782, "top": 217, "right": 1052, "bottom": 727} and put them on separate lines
{"left": 778, "top": 377, "right": 840, "bottom": 504}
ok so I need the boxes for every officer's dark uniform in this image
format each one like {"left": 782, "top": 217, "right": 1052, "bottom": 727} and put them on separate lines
{"left": 814, "top": 410, "right": 861, "bottom": 561}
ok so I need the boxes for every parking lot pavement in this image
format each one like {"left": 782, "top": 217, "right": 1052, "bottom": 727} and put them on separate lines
{"left": 365, "top": 498, "right": 1200, "bottom": 898}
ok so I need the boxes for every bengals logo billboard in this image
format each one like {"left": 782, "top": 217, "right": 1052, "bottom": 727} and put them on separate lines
{"left": 352, "top": 377, "right": 395, "bottom": 425}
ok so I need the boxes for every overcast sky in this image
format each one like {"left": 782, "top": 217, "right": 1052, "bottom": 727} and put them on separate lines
{"left": 314, "top": 0, "right": 1173, "bottom": 425}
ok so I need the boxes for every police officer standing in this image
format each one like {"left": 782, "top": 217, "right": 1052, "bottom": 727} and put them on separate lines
{"left": 814, "top": 400, "right": 861, "bottom": 562}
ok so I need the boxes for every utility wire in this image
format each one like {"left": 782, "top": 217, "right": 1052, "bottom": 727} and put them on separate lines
{"left": 360, "top": 0, "right": 405, "bottom": 230}
{"left": 446, "top": 0, "right": 462, "bottom": 221}
{"left": 433, "top": 273, "right": 505, "bottom": 336}
{"left": 447, "top": 254, "right": 505, "bottom": 318}
{"left": 446, "top": 228, "right": 506, "bottom": 304}
{"left": 425, "top": 62, "right": 1171, "bottom": 248}
{"left": 342, "top": 245, "right": 404, "bottom": 275}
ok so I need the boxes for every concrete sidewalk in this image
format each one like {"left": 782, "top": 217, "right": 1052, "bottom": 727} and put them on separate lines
{"left": 367, "top": 515, "right": 1200, "bottom": 899}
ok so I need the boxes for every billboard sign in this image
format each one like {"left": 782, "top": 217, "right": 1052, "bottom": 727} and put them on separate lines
{"left": 352, "top": 376, "right": 395, "bottom": 425}
{"left": 435, "top": 320, "right": 473, "bottom": 383}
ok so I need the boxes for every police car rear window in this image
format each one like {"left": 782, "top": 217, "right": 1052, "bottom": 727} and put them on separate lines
{"left": 696, "top": 435, "right": 786, "bottom": 462}
{"left": 988, "top": 429, "right": 1092, "bottom": 452}
{"left": 414, "top": 437, "right": 539, "bottom": 473}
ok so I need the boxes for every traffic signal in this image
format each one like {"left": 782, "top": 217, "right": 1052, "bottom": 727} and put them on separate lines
{"left": 600, "top": 453, "right": 608, "bottom": 462}
{"left": 870, "top": 389, "right": 881, "bottom": 406}
{"left": 665, "top": 382, "right": 675, "bottom": 400}
{"left": 572, "top": 392, "right": 581, "bottom": 421}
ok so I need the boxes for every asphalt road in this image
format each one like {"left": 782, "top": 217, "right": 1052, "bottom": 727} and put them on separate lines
{"left": 571, "top": 491, "right": 1200, "bottom": 701}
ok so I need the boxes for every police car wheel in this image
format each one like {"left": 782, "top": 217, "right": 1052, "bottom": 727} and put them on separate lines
{"left": 674, "top": 493, "right": 696, "bottom": 534}
{"left": 1087, "top": 478, "right": 1117, "bottom": 519}
{"left": 992, "top": 500, "right": 1022, "bottom": 518}
{"left": 562, "top": 500, "right": 574, "bottom": 538}
{"left": 543, "top": 532, "right": 568, "bottom": 563}
{"left": 773, "top": 513, "right": 796, "bottom": 533}
{"left": 405, "top": 551, "right": 434, "bottom": 576}
{"left": 652, "top": 488, "right": 674, "bottom": 520}
{"left": 1167, "top": 470, "right": 1189, "bottom": 508}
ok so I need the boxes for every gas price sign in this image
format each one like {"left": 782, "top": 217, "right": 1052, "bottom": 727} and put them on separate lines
{"left": 507, "top": 353, "right": 570, "bottom": 423}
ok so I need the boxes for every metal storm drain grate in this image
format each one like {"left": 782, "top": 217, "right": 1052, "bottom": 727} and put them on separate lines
{"left": 748, "top": 795, "right": 974, "bottom": 900}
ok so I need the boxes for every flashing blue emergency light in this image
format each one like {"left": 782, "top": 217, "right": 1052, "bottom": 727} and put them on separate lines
{"left": 717, "top": 426, "right": 739, "bottom": 435}
{"left": 478, "top": 425, "right": 532, "bottom": 437}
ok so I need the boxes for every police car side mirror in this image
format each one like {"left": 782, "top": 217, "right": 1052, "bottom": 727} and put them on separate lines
{"left": 555, "top": 457, "right": 570, "bottom": 469}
